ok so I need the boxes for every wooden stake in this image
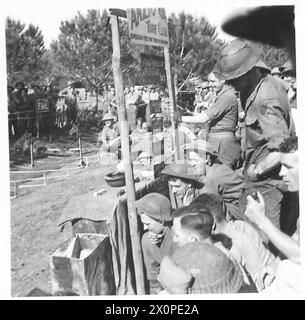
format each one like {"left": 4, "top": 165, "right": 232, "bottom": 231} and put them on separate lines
{"left": 43, "top": 173, "right": 47, "bottom": 185}
{"left": 36, "top": 111, "right": 40, "bottom": 138}
{"left": 14, "top": 182, "right": 18, "bottom": 198}
{"left": 164, "top": 44, "right": 180, "bottom": 161}
{"left": 78, "top": 136, "right": 83, "bottom": 163}
{"left": 110, "top": 13, "right": 145, "bottom": 295}
{"left": 30, "top": 139, "right": 34, "bottom": 167}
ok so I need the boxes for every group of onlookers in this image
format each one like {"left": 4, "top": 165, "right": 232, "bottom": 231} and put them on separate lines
{"left": 129, "top": 38, "right": 299, "bottom": 295}
{"left": 7, "top": 82, "right": 58, "bottom": 139}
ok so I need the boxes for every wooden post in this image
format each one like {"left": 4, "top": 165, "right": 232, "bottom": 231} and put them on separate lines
{"left": 43, "top": 173, "right": 47, "bottom": 185}
{"left": 30, "top": 139, "right": 34, "bottom": 167}
{"left": 110, "top": 13, "right": 145, "bottom": 295}
{"left": 36, "top": 111, "right": 40, "bottom": 138}
{"left": 14, "top": 182, "right": 18, "bottom": 198}
{"left": 78, "top": 136, "right": 83, "bottom": 163}
{"left": 164, "top": 44, "right": 180, "bottom": 161}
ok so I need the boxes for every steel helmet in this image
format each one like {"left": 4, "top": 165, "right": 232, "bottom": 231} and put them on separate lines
{"left": 135, "top": 193, "right": 172, "bottom": 224}
{"left": 216, "top": 39, "right": 261, "bottom": 80}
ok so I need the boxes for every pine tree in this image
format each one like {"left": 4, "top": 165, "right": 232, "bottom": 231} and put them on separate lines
{"left": 6, "top": 17, "right": 45, "bottom": 86}
{"left": 168, "top": 12, "right": 222, "bottom": 90}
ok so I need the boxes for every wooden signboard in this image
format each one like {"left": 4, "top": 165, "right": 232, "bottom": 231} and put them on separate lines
{"left": 127, "top": 8, "right": 169, "bottom": 47}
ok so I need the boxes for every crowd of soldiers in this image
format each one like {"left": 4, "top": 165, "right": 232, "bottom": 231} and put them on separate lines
{"left": 128, "top": 33, "right": 300, "bottom": 294}
{"left": 7, "top": 82, "right": 59, "bottom": 139}
{"left": 8, "top": 5, "right": 300, "bottom": 296}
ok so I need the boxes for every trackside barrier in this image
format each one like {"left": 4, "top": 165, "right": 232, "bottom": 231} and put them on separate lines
{"left": 10, "top": 154, "right": 99, "bottom": 198}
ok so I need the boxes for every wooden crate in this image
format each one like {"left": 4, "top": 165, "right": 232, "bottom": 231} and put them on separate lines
{"left": 50, "top": 233, "right": 115, "bottom": 296}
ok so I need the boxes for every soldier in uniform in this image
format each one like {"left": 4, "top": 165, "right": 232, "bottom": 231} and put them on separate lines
{"left": 182, "top": 79, "right": 241, "bottom": 169}
{"left": 216, "top": 39, "right": 295, "bottom": 230}
{"left": 135, "top": 193, "right": 176, "bottom": 294}
{"left": 126, "top": 86, "right": 139, "bottom": 131}
{"left": 97, "top": 113, "right": 119, "bottom": 153}
{"left": 161, "top": 163, "right": 204, "bottom": 209}
{"left": 182, "top": 140, "right": 245, "bottom": 221}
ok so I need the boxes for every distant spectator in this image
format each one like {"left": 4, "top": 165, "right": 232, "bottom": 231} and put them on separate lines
{"left": 11, "top": 82, "right": 24, "bottom": 113}
{"left": 133, "top": 117, "right": 144, "bottom": 134}
{"left": 65, "top": 88, "right": 79, "bottom": 127}
{"left": 126, "top": 86, "right": 139, "bottom": 131}
{"left": 8, "top": 85, "right": 18, "bottom": 136}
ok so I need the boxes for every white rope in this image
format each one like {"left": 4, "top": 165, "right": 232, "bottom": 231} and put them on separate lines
{"left": 10, "top": 168, "right": 65, "bottom": 174}
{"left": 18, "top": 184, "right": 45, "bottom": 189}
{"left": 11, "top": 176, "right": 45, "bottom": 183}
{"left": 9, "top": 151, "right": 99, "bottom": 193}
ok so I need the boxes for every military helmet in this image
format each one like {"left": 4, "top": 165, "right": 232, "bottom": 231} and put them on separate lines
{"left": 216, "top": 39, "right": 261, "bottom": 80}
{"left": 135, "top": 193, "right": 172, "bottom": 224}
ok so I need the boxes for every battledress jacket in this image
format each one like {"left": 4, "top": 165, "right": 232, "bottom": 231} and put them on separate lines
{"left": 242, "top": 74, "right": 294, "bottom": 169}
{"left": 200, "top": 162, "right": 245, "bottom": 220}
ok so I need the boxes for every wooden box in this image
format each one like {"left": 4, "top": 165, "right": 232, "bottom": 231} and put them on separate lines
{"left": 50, "top": 233, "right": 115, "bottom": 296}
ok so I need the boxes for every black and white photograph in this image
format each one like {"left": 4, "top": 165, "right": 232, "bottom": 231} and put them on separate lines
{"left": 0, "top": 0, "right": 304, "bottom": 299}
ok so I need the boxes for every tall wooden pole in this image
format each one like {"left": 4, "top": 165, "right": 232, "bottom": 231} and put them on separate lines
{"left": 110, "top": 14, "right": 145, "bottom": 295}
{"left": 164, "top": 44, "right": 180, "bottom": 162}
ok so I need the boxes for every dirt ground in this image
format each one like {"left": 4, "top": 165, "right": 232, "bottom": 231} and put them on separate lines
{"left": 10, "top": 129, "right": 120, "bottom": 297}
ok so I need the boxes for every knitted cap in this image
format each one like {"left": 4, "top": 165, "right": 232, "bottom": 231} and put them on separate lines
{"left": 171, "top": 241, "right": 244, "bottom": 294}
{"left": 135, "top": 193, "right": 172, "bottom": 224}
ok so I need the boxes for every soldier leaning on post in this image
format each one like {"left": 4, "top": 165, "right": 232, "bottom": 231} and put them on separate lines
{"left": 215, "top": 39, "right": 295, "bottom": 230}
